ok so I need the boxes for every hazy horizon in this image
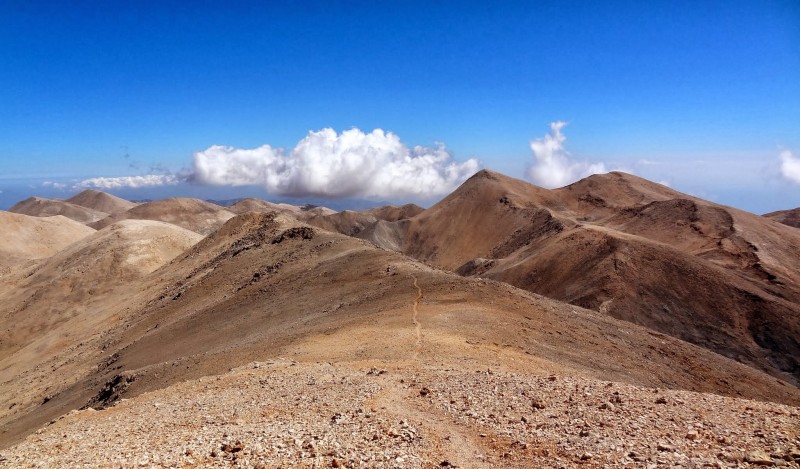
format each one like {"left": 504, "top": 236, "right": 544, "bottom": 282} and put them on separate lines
{"left": 0, "top": 166, "right": 796, "bottom": 216}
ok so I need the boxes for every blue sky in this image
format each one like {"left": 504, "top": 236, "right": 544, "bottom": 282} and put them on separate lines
{"left": 1, "top": 1, "right": 798, "bottom": 213}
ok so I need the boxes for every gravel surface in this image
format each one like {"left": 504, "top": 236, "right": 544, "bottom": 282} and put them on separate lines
{"left": 3, "top": 360, "right": 798, "bottom": 468}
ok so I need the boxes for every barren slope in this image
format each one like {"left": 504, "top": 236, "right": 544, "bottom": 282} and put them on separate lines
{"left": 765, "top": 207, "right": 800, "bottom": 229}
{"left": 381, "top": 170, "right": 800, "bottom": 384}
{"left": 65, "top": 189, "right": 137, "bottom": 214}
{"left": 369, "top": 203, "right": 425, "bottom": 222}
{"left": 307, "top": 210, "right": 379, "bottom": 236}
{"left": 0, "top": 211, "right": 95, "bottom": 271}
{"left": 305, "top": 204, "right": 422, "bottom": 242}
{"left": 9, "top": 197, "right": 108, "bottom": 224}
{"left": 226, "top": 198, "right": 337, "bottom": 221}
{"left": 399, "top": 170, "right": 568, "bottom": 269}
{"left": 555, "top": 170, "right": 681, "bottom": 216}
{"left": 2, "top": 212, "right": 798, "bottom": 453}
{"left": 91, "top": 197, "right": 235, "bottom": 235}
{"left": 561, "top": 173, "right": 800, "bottom": 291}
{"left": 0, "top": 220, "right": 202, "bottom": 382}
{"left": 227, "top": 198, "right": 304, "bottom": 216}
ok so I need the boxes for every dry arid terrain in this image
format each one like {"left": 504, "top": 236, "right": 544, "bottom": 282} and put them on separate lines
{"left": 66, "top": 189, "right": 138, "bottom": 215}
{"left": 0, "top": 211, "right": 95, "bottom": 272}
{"left": 319, "top": 171, "right": 800, "bottom": 386}
{"left": 1, "top": 175, "right": 799, "bottom": 468}
{"left": 227, "top": 198, "right": 337, "bottom": 220}
{"left": 765, "top": 208, "right": 800, "bottom": 229}
{"left": 9, "top": 196, "right": 109, "bottom": 225}
{"left": 90, "top": 197, "right": 236, "bottom": 235}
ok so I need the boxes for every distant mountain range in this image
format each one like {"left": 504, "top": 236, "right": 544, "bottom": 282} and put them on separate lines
{"left": 2, "top": 170, "right": 799, "bottom": 466}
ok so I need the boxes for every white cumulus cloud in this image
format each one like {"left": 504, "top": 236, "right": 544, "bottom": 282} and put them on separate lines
{"left": 527, "top": 122, "right": 607, "bottom": 188}
{"left": 74, "top": 174, "right": 180, "bottom": 189}
{"left": 192, "top": 128, "right": 480, "bottom": 199}
{"left": 780, "top": 149, "right": 800, "bottom": 184}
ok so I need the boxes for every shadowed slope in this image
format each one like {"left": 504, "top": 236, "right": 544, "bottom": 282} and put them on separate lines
{"left": 91, "top": 197, "right": 235, "bottom": 235}
{"left": 307, "top": 210, "right": 379, "bottom": 236}
{"left": 765, "top": 207, "right": 800, "bottom": 229}
{"left": 0, "top": 219, "right": 203, "bottom": 445}
{"left": 0, "top": 220, "right": 202, "bottom": 371}
{"left": 305, "top": 204, "right": 422, "bottom": 241}
{"left": 368, "top": 203, "right": 425, "bottom": 222}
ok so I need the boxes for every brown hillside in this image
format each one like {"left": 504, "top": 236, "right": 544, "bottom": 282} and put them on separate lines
{"left": 304, "top": 205, "right": 421, "bottom": 240}
{"left": 228, "top": 198, "right": 338, "bottom": 221}
{"left": 355, "top": 219, "right": 409, "bottom": 252}
{"left": 380, "top": 170, "right": 800, "bottom": 384}
{"left": 368, "top": 203, "right": 425, "bottom": 221}
{"left": 91, "top": 197, "right": 235, "bottom": 235}
{"left": 66, "top": 189, "right": 137, "bottom": 214}
{"left": 400, "top": 170, "right": 569, "bottom": 269}
{"left": 301, "top": 204, "right": 337, "bottom": 217}
{"left": 0, "top": 220, "right": 202, "bottom": 378}
{"left": 2, "top": 212, "right": 797, "bottom": 452}
{"left": 0, "top": 211, "right": 95, "bottom": 260}
{"left": 0, "top": 211, "right": 95, "bottom": 271}
{"left": 228, "top": 198, "right": 302, "bottom": 215}
{"left": 556, "top": 171, "right": 683, "bottom": 215}
{"left": 765, "top": 207, "right": 800, "bottom": 228}
{"left": 9, "top": 196, "right": 108, "bottom": 224}
{"left": 307, "top": 210, "right": 379, "bottom": 236}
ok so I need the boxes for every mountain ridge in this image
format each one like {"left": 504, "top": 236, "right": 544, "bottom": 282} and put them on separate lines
{"left": 313, "top": 170, "right": 800, "bottom": 383}
{"left": 2, "top": 170, "right": 800, "bottom": 465}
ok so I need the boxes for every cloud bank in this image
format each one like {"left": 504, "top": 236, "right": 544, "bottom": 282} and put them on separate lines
{"left": 780, "top": 150, "right": 800, "bottom": 184}
{"left": 75, "top": 174, "right": 180, "bottom": 189}
{"left": 527, "top": 122, "right": 607, "bottom": 188}
{"left": 192, "top": 128, "right": 480, "bottom": 199}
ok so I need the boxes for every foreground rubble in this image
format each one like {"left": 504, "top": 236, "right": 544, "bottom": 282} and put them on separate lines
{"left": 3, "top": 360, "right": 798, "bottom": 468}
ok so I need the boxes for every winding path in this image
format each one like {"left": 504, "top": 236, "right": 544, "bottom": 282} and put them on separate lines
{"left": 411, "top": 275, "right": 423, "bottom": 360}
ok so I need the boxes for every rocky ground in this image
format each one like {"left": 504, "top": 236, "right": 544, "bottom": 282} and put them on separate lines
{"left": 2, "top": 359, "right": 798, "bottom": 468}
